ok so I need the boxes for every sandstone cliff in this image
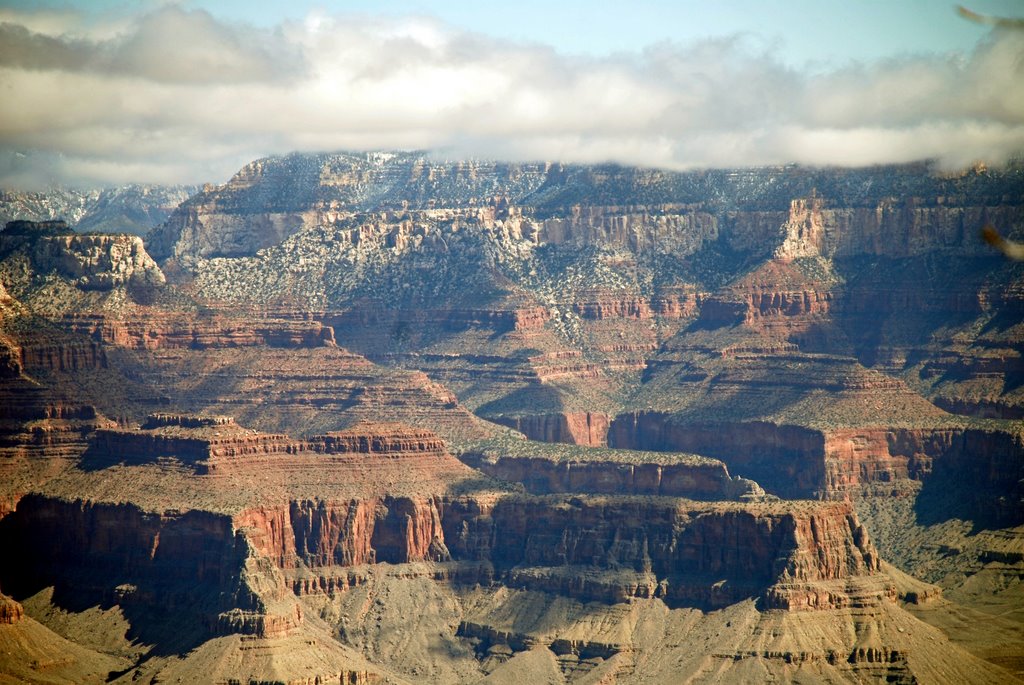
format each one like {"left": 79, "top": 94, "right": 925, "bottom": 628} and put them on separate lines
{"left": 151, "top": 154, "right": 1022, "bottom": 428}
{"left": 151, "top": 154, "right": 1023, "bottom": 269}
{"left": 608, "top": 411, "right": 1024, "bottom": 521}
{"left": 1, "top": 221, "right": 165, "bottom": 291}
{"left": 459, "top": 441, "right": 764, "bottom": 502}
{"left": 3, "top": 154, "right": 1023, "bottom": 683}
{"left": 3, "top": 438, "right": 886, "bottom": 617}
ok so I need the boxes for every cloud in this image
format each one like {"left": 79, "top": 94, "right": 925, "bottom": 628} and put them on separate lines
{"left": 0, "top": 6, "right": 304, "bottom": 84}
{"left": 0, "top": 5, "right": 1022, "bottom": 188}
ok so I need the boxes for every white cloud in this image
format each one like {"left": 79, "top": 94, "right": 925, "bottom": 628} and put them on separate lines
{"left": 0, "top": 6, "right": 1022, "bottom": 189}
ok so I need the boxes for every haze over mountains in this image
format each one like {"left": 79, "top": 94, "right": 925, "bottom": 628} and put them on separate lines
{"left": 0, "top": 150, "right": 1021, "bottom": 683}
{"left": 0, "top": 184, "right": 198, "bottom": 236}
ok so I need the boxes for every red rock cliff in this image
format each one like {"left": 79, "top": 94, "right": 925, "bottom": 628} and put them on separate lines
{"left": 460, "top": 449, "right": 762, "bottom": 501}
{"left": 440, "top": 495, "right": 882, "bottom": 610}
{"left": 237, "top": 495, "right": 450, "bottom": 569}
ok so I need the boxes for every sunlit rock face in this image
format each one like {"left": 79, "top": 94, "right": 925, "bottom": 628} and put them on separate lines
{"left": 1, "top": 155, "right": 1022, "bottom": 683}
{"left": 1, "top": 220, "right": 165, "bottom": 291}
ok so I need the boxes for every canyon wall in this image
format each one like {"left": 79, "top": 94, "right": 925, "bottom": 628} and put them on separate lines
{"left": 61, "top": 311, "right": 335, "bottom": 350}
{"left": 490, "top": 412, "right": 611, "bottom": 446}
{"left": 0, "top": 496, "right": 252, "bottom": 634}
{"left": 1, "top": 492, "right": 884, "bottom": 616}
{"left": 442, "top": 495, "right": 882, "bottom": 609}
{"left": 609, "top": 413, "right": 829, "bottom": 499}
{"left": 0, "top": 225, "right": 165, "bottom": 291}
{"left": 150, "top": 154, "right": 1024, "bottom": 269}
{"left": 237, "top": 496, "right": 451, "bottom": 570}
{"left": 608, "top": 412, "right": 1024, "bottom": 525}
{"left": 84, "top": 417, "right": 468, "bottom": 477}
{"left": 459, "top": 449, "right": 762, "bottom": 501}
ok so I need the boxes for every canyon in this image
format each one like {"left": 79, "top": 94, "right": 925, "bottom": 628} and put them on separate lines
{"left": 0, "top": 154, "right": 1022, "bottom": 683}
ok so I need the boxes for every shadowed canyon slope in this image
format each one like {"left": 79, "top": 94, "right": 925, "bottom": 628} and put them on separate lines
{"left": 1, "top": 154, "right": 1023, "bottom": 683}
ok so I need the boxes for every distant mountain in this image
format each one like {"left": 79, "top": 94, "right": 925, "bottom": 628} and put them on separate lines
{"left": 0, "top": 184, "right": 198, "bottom": 235}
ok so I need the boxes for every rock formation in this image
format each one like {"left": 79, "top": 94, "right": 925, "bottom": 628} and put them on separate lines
{"left": 1, "top": 154, "right": 1023, "bottom": 683}
{"left": 1, "top": 220, "right": 165, "bottom": 291}
{"left": 459, "top": 442, "right": 764, "bottom": 501}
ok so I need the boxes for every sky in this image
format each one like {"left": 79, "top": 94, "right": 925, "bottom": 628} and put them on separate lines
{"left": 0, "top": 0, "right": 1022, "bottom": 188}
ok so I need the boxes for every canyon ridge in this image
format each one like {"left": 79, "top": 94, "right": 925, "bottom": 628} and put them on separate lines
{"left": 1, "top": 152, "right": 1022, "bottom": 684}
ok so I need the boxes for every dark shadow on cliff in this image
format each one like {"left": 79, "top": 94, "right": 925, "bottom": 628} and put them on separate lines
{"left": 0, "top": 525, "right": 211, "bottom": 658}
{"left": 474, "top": 384, "right": 571, "bottom": 421}
{"left": 914, "top": 442, "right": 1024, "bottom": 533}
{"left": 834, "top": 255, "right": 1011, "bottom": 370}
{"left": 913, "top": 474, "right": 985, "bottom": 530}
{"left": 446, "top": 474, "right": 520, "bottom": 496}
{"left": 0, "top": 499, "right": 245, "bottom": 659}
{"left": 50, "top": 579, "right": 211, "bottom": 657}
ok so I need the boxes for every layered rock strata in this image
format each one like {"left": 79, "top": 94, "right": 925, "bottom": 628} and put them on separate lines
{"left": 0, "top": 373, "right": 112, "bottom": 516}
{"left": 445, "top": 496, "right": 884, "bottom": 610}
{"left": 151, "top": 154, "right": 1024, "bottom": 268}
{"left": 2, "top": 418, "right": 890, "bottom": 639}
{"left": 3, "top": 487, "right": 887, "bottom": 619}
{"left": 1, "top": 220, "right": 164, "bottom": 291}
{"left": 85, "top": 415, "right": 466, "bottom": 478}
{"left": 459, "top": 445, "right": 763, "bottom": 501}
{"left": 4, "top": 154, "right": 1023, "bottom": 682}
{"left": 489, "top": 412, "right": 611, "bottom": 445}
{"left": 61, "top": 310, "right": 335, "bottom": 350}
{"left": 94, "top": 345, "right": 493, "bottom": 442}
{"left": 608, "top": 412, "right": 1024, "bottom": 525}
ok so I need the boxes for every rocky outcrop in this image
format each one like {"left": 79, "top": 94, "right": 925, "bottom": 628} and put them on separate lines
{"left": 60, "top": 309, "right": 334, "bottom": 350}
{"left": 0, "top": 223, "right": 165, "bottom": 290}
{"left": 0, "top": 190, "right": 97, "bottom": 226}
{"left": 0, "top": 495, "right": 250, "bottom": 628}
{"left": 153, "top": 203, "right": 326, "bottom": 263}
{"left": 440, "top": 496, "right": 882, "bottom": 610}
{"left": 0, "top": 185, "right": 197, "bottom": 235}
{"left": 775, "top": 195, "right": 830, "bottom": 259}
{"left": 2, "top": 492, "right": 884, "bottom": 617}
{"left": 697, "top": 259, "right": 837, "bottom": 345}
{"left": 459, "top": 448, "right": 763, "bottom": 501}
{"left": 85, "top": 416, "right": 460, "bottom": 476}
{"left": 2, "top": 401, "right": 886, "bottom": 637}
{"left": 887, "top": 427, "right": 1024, "bottom": 527}
{"left": 609, "top": 413, "right": 830, "bottom": 499}
{"left": 822, "top": 426, "right": 1024, "bottom": 524}
{"left": 90, "top": 343, "right": 492, "bottom": 443}
{"left": 0, "top": 419, "right": 482, "bottom": 643}
{"left": 530, "top": 205, "right": 719, "bottom": 255}
{"left": 86, "top": 418, "right": 292, "bottom": 468}
{"left": 917, "top": 344, "right": 1024, "bottom": 419}
{"left": 774, "top": 197, "right": 1022, "bottom": 259}
{"left": 238, "top": 495, "right": 451, "bottom": 569}
{"left": 1, "top": 496, "right": 323, "bottom": 646}
{"left": 0, "top": 388, "right": 103, "bottom": 451}
{"left": 147, "top": 153, "right": 553, "bottom": 262}
{"left": 151, "top": 154, "right": 1023, "bottom": 270}
{"left": 0, "top": 371, "right": 112, "bottom": 516}
{"left": 11, "top": 327, "right": 108, "bottom": 373}
{"left": 19, "top": 340, "right": 106, "bottom": 373}
{"left": 491, "top": 412, "right": 611, "bottom": 446}
{"left": 4, "top": 495, "right": 237, "bottom": 583}
{"left": 608, "top": 411, "right": 1024, "bottom": 524}
{"left": 0, "top": 593, "right": 24, "bottom": 624}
